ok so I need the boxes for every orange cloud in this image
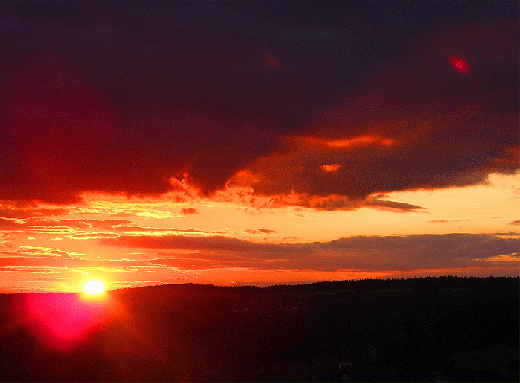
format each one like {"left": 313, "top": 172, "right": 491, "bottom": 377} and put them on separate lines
{"left": 326, "top": 135, "right": 397, "bottom": 148}
{"left": 320, "top": 164, "right": 342, "bottom": 173}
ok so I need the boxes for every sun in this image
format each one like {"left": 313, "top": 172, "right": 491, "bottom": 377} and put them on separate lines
{"left": 80, "top": 280, "right": 108, "bottom": 302}
{"left": 83, "top": 280, "right": 105, "bottom": 295}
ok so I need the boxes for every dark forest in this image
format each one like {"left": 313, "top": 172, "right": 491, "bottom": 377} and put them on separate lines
{"left": 0, "top": 276, "right": 518, "bottom": 382}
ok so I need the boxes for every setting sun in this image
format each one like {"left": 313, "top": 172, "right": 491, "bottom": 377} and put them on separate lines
{"left": 83, "top": 280, "right": 105, "bottom": 295}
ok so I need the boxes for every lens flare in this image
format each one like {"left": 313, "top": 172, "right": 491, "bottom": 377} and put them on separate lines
{"left": 20, "top": 293, "right": 111, "bottom": 352}
{"left": 450, "top": 57, "right": 470, "bottom": 73}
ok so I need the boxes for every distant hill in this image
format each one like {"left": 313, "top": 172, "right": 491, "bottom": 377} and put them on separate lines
{"left": 0, "top": 276, "right": 518, "bottom": 381}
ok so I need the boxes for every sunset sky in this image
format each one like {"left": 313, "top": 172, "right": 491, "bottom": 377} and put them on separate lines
{"left": 0, "top": 1, "right": 518, "bottom": 293}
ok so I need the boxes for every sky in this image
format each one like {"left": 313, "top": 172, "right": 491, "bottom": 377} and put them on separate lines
{"left": 0, "top": 1, "right": 518, "bottom": 292}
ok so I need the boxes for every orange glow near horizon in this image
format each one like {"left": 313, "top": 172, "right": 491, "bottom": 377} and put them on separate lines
{"left": 0, "top": 173, "right": 517, "bottom": 293}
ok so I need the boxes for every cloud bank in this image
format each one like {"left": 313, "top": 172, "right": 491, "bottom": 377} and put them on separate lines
{"left": 100, "top": 233, "right": 520, "bottom": 272}
{"left": 0, "top": 2, "right": 517, "bottom": 205}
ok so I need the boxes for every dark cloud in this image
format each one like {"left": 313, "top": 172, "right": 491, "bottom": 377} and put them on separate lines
{"left": 308, "top": 195, "right": 424, "bottom": 212}
{"left": 235, "top": 190, "right": 426, "bottom": 211}
{"left": 509, "top": 220, "right": 520, "bottom": 226}
{"left": 363, "top": 197, "right": 424, "bottom": 212}
{"left": 0, "top": 2, "right": 517, "bottom": 204}
{"left": 248, "top": 20, "right": 519, "bottom": 199}
{"left": 100, "top": 233, "right": 520, "bottom": 272}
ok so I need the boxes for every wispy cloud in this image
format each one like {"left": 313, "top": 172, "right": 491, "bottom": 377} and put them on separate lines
{"left": 244, "top": 229, "right": 277, "bottom": 235}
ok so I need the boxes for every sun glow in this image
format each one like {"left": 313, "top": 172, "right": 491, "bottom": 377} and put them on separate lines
{"left": 83, "top": 280, "right": 105, "bottom": 295}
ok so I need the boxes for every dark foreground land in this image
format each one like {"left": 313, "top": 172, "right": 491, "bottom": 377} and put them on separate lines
{"left": 0, "top": 276, "right": 518, "bottom": 382}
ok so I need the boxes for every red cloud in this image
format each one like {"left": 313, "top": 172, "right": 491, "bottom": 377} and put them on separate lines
{"left": 180, "top": 207, "right": 199, "bottom": 215}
